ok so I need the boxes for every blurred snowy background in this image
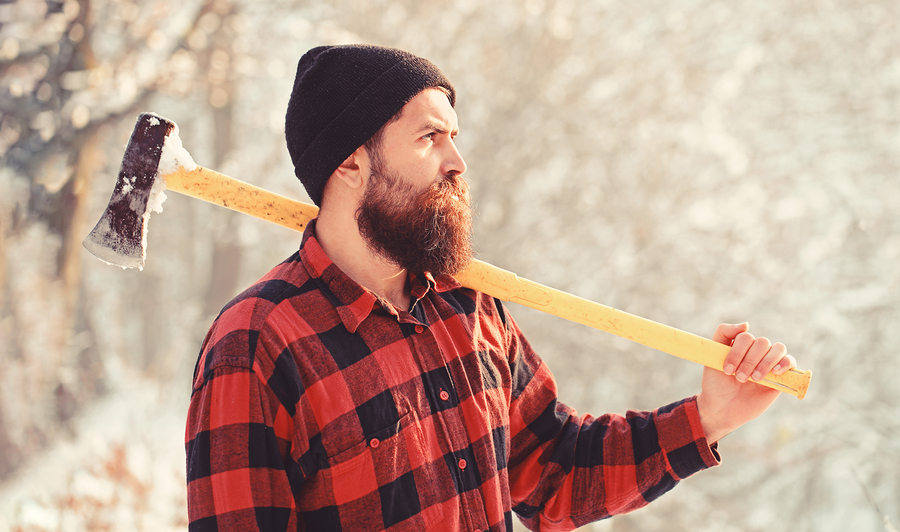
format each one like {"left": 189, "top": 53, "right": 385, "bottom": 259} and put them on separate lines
{"left": 1, "top": 0, "right": 898, "bottom": 530}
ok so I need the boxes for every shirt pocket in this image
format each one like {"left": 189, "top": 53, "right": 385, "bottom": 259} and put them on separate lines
{"left": 324, "top": 410, "right": 445, "bottom": 530}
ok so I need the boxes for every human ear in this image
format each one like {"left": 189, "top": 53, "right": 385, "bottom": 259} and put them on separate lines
{"left": 332, "top": 147, "right": 365, "bottom": 190}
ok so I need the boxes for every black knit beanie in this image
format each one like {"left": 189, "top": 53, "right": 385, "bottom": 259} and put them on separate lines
{"left": 285, "top": 44, "right": 456, "bottom": 206}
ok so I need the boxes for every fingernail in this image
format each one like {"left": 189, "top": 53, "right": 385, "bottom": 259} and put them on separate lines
{"left": 752, "top": 371, "right": 762, "bottom": 381}
{"left": 724, "top": 364, "right": 735, "bottom": 375}
{"left": 736, "top": 372, "right": 748, "bottom": 383}
{"left": 774, "top": 364, "right": 782, "bottom": 374}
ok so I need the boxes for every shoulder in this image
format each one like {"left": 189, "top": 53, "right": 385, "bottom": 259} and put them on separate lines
{"left": 431, "top": 287, "right": 518, "bottom": 356}
{"left": 193, "top": 252, "right": 327, "bottom": 386}
{"left": 434, "top": 286, "right": 510, "bottom": 323}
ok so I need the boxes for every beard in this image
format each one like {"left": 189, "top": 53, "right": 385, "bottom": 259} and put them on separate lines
{"left": 356, "top": 158, "right": 473, "bottom": 277}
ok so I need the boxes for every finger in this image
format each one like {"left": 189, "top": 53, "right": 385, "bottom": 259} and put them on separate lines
{"left": 772, "top": 353, "right": 797, "bottom": 375}
{"left": 712, "top": 322, "right": 750, "bottom": 345}
{"left": 722, "top": 331, "right": 755, "bottom": 376}
{"left": 749, "top": 341, "right": 786, "bottom": 381}
{"left": 735, "top": 336, "right": 772, "bottom": 383}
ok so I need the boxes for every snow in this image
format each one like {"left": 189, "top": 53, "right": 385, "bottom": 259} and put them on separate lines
{"left": 120, "top": 176, "right": 135, "bottom": 195}
{"left": 138, "top": 160, "right": 171, "bottom": 270}
{"left": 0, "top": 367, "right": 188, "bottom": 532}
{"left": 158, "top": 121, "right": 198, "bottom": 176}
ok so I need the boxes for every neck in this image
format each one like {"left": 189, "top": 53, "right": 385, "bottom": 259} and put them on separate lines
{"left": 315, "top": 208, "right": 412, "bottom": 312}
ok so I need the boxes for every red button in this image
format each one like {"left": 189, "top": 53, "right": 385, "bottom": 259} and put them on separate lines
{"left": 415, "top": 325, "right": 424, "bottom": 333}
{"left": 458, "top": 458, "right": 467, "bottom": 470}
{"left": 439, "top": 390, "right": 450, "bottom": 401}
{"left": 370, "top": 438, "right": 380, "bottom": 448}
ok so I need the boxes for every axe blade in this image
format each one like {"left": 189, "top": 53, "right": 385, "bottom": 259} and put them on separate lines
{"left": 83, "top": 113, "right": 175, "bottom": 270}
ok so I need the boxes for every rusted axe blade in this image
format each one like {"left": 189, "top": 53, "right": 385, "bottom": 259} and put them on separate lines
{"left": 82, "top": 113, "right": 178, "bottom": 270}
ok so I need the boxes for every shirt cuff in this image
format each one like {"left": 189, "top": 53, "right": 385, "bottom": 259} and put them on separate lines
{"left": 686, "top": 395, "right": 721, "bottom": 466}
{"left": 656, "top": 396, "right": 721, "bottom": 480}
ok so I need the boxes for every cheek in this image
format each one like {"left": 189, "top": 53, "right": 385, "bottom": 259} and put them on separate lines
{"left": 379, "top": 147, "right": 444, "bottom": 189}
{"left": 408, "top": 149, "right": 445, "bottom": 176}
{"left": 401, "top": 163, "right": 443, "bottom": 193}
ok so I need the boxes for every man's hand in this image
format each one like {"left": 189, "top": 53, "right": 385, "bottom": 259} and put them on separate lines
{"left": 696, "top": 323, "right": 797, "bottom": 444}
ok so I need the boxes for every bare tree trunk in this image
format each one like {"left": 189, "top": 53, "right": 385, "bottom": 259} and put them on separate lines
{"left": 202, "top": 0, "right": 244, "bottom": 317}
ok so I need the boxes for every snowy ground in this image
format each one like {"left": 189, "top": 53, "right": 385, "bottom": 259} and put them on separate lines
{"left": 0, "top": 361, "right": 188, "bottom": 532}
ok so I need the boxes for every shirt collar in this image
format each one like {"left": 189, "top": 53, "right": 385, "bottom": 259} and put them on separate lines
{"left": 299, "top": 219, "right": 461, "bottom": 333}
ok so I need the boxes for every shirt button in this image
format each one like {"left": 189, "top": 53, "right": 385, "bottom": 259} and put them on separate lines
{"left": 370, "top": 438, "right": 380, "bottom": 448}
{"left": 414, "top": 325, "right": 424, "bottom": 333}
{"left": 458, "top": 458, "right": 467, "bottom": 470}
{"left": 439, "top": 390, "right": 450, "bottom": 401}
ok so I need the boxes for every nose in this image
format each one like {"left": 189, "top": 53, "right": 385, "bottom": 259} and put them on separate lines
{"left": 443, "top": 140, "right": 467, "bottom": 177}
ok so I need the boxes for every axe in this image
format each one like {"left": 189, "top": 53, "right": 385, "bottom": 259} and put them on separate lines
{"left": 84, "top": 113, "right": 812, "bottom": 399}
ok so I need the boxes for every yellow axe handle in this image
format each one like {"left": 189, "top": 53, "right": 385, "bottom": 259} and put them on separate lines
{"left": 166, "top": 166, "right": 811, "bottom": 400}
{"left": 454, "top": 260, "right": 810, "bottom": 399}
{"left": 166, "top": 165, "right": 319, "bottom": 232}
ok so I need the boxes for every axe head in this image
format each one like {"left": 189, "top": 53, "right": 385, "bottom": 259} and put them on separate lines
{"left": 83, "top": 113, "right": 176, "bottom": 270}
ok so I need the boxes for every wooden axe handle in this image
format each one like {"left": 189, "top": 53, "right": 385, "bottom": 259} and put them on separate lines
{"left": 456, "top": 261, "right": 811, "bottom": 399}
{"left": 167, "top": 165, "right": 319, "bottom": 232}
{"left": 167, "top": 165, "right": 811, "bottom": 400}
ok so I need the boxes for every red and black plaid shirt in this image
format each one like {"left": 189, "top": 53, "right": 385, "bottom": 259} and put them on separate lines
{"left": 185, "top": 220, "right": 719, "bottom": 531}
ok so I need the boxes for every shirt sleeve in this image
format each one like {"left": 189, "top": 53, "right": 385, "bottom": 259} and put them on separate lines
{"left": 185, "top": 319, "right": 307, "bottom": 531}
{"left": 500, "top": 302, "right": 720, "bottom": 531}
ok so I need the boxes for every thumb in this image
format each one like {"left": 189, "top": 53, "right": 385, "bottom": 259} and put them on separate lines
{"left": 712, "top": 322, "right": 750, "bottom": 345}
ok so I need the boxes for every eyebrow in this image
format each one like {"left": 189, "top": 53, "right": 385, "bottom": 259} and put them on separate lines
{"left": 421, "top": 120, "right": 458, "bottom": 136}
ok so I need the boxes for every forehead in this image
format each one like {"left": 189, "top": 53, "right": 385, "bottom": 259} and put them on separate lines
{"left": 392, "top": 88, "right": 459, "bottom": 134}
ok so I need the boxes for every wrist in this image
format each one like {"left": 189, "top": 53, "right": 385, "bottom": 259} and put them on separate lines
{"left": 696, "top": 392, "right": 733, "bottom": 444}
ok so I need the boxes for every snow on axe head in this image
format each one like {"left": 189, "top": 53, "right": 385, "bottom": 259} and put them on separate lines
{"left": 83, "top": 113, "right": 185, "bottom": 270}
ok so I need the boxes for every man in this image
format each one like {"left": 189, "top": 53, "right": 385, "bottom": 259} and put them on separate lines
{"left": 186, "top": 44, "right": 796, "bottom": 531}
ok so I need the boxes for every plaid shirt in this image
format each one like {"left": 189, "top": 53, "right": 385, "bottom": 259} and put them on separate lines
{"left": 186, "top": 220, "right": 719, "bottom": 531}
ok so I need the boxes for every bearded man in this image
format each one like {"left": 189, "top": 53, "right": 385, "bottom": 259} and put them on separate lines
{"left": 186, "top": 44, "right": 796, "bottom": 532}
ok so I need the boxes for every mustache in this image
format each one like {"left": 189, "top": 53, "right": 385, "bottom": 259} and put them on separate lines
{"left": 429, "top": 173, "right": 470, "bottom": 206}
{"left": 382, "top": 172, "right": 469, "bottom": 207}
